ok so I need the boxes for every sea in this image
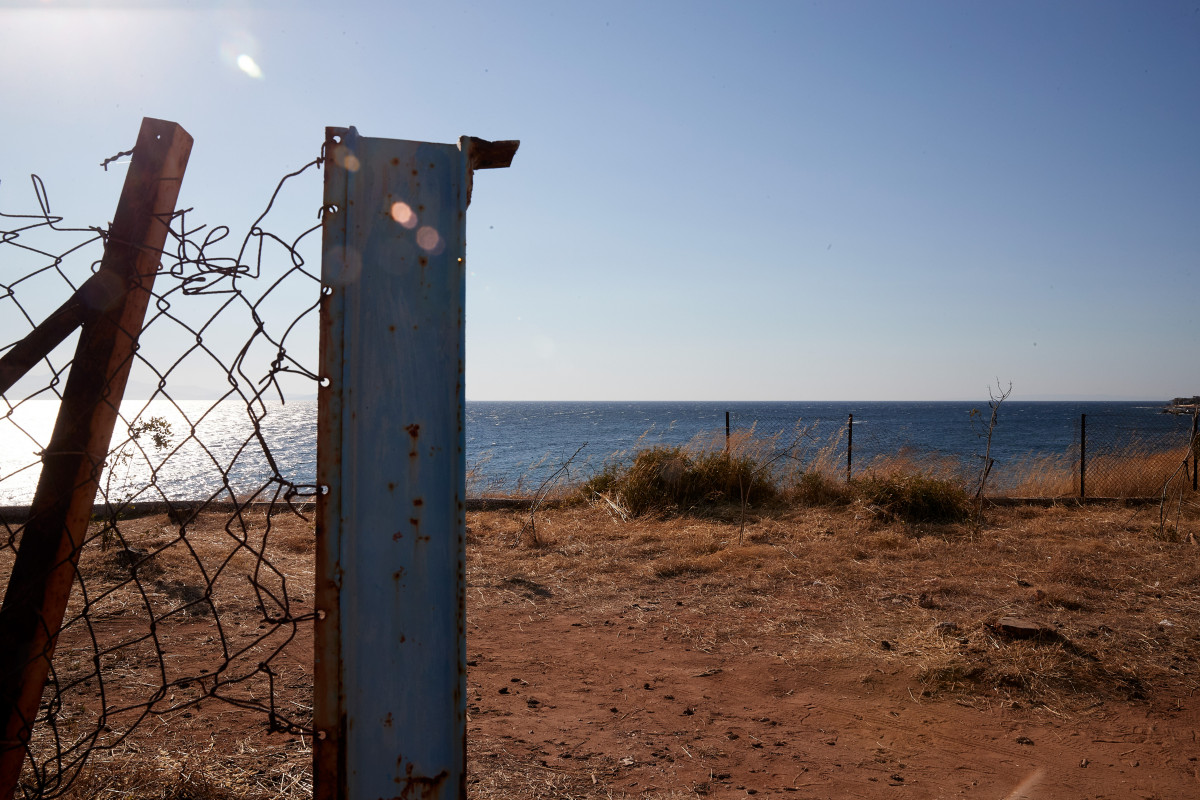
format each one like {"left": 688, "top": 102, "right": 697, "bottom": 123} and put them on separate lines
{"left": 0, "top": 400, "right": 1193, "bottom": 505}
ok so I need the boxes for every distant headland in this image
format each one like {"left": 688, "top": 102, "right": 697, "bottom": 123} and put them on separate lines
{"left": 1166, "top": 396, "right": 1199, "bottom": 414}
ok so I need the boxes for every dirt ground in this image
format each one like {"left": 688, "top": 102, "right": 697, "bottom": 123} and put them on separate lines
{"left": 463, "top": 503, "right": 1200, "bottom": 799}
{"left": 7, "top": 500, "right": 1200, "bottom": 798}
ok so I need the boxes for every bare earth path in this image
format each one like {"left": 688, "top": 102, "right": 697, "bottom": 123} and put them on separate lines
{"left": 469, "top": 597, "right": 1199, "bottom": 798}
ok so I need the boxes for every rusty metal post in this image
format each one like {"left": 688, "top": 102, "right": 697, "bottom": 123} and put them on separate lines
{"left": 725, "top": 411, "right": 730, "bottom": 454}
{"left": 1079, "top": 413, "right": 1086, "bottom": 500}
{"left": 0, "top": 118, "right": 192, "bottom": 796}
{"left": 846, "top": 413, "right": 853, "bottom": 483}
{"left": 316, "top": 128, "right": 516, "bottom": 800}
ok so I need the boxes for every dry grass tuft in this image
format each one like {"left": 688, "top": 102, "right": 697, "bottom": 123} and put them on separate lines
{"left": 45, "top": 735, "right": 312, "bottom": 800}
{"left": 853, "top": 472, "right": 972, "bottom": 524}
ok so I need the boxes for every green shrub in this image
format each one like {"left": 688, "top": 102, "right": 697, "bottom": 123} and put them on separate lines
{"left": 582, "top": 445, "right": 777, "bottom": 516}
{"left": 854, "top": 473, "right": 971, "bottom": 524}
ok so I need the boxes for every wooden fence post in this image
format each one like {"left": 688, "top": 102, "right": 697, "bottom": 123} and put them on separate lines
{"left": 0, "top": 118, "right": 192, "bottom": 796}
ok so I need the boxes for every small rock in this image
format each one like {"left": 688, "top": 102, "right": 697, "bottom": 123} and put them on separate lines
{"left": 1016, "top": 736, "right": 1034, "bottom": 746}
{"left": 994, "top": 617, "right": 1058, "bottom": 641}
{"left": 1080, "top": 758, "right": 1089, "bottom": 768}
{"left": 113, "top": 546, "right": 150, "bottom": 569}
{"left": 935, "top": 621, "right": 959, "bottom": 635}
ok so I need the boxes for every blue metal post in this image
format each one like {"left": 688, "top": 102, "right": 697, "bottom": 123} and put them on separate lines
{"left": 316, "top": 128, "right": 516, "bottom": 799}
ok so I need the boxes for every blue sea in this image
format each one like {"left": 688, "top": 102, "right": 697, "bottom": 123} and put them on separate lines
{"left": 466, "top": 401, "right": 1193, "bottom": 492}
{"left": 0, "top": 400, "right": 1192, "bottom": 504}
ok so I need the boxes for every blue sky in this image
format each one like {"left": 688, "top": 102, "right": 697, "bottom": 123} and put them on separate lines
{"left": 1, "top": 0, "right": 1197, "bottom": 401}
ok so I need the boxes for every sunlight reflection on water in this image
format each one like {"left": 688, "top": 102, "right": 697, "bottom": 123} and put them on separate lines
{"left": 0, "top": 399, "right": 316, "bottom": 505}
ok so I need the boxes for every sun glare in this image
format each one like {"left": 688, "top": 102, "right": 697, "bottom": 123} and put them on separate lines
{"left": 219, "top": 30, "right": 264, "bottom": 80}
{"left": 236, "top": 53, "right": 264, "bottom": 80}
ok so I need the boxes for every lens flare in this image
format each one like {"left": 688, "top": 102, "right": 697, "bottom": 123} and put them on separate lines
{"left": 416, "top": 226, "right": 442, "bottom": 253}
{"left": 236, "top": 54, "right": 264, "bottom": 79}
{"left": 390, "top": 202, "right": 417, "bottom": 229}
{"left": 219, "top": 31, "right": 264, "bottom": 80}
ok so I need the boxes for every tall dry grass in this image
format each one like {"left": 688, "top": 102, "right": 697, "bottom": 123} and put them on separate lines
{"left": 990, "top": 444, "right": 1197, "bottom": 499}
{"left": 576, "top": 427, "right": 1198, "bottom": 516}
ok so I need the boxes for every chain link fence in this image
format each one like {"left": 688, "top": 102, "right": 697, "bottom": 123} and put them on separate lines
{"left": 725, "top": 409, "right": 1198, "bottom": 502}
{"left": 1076, "top": 412, "right": 1197, "bottom": 500}
{"left": 469, "top": 404, "right": 1197, "bottom": 504}
{"left": 1, "top": 130, "right": 321, "bottom": 797}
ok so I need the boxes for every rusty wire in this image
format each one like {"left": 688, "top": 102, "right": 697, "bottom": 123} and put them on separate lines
{"left": 1, "top": 149, "right": 324, "bottom": 797}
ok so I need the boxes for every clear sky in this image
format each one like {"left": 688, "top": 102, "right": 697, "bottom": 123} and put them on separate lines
{"left": 2, "top": 0, "right": 1197, "bottom": 402}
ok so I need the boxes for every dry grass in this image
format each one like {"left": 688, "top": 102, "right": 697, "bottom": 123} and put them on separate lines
{"left": 1, "top": 508, "right": 316, "bottom": 800}
{"left": 4, "top": 471, "right": 1200, "bottom": 797}
{"left": 991, "top": 445, "right": 1197, "bottom": 499}
{"left": 46, "top": 735, "right": 312, "bottom": 800}
{"left": 473, "top": 500, "right": 1200, "bottom": 713}
{"left": 492, "top": 428, "right": 1199, "bottom": 506}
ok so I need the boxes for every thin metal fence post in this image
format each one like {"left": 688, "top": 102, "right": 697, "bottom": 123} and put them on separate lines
{"left": 846, "top": 413, "right": 853, "bottom": 483}
{"left": 1079, "top": 413, "right": 1086, "bottom": 500}
{"left": 316, "top": 128, "right": 516, "bottom": 800}
{"left": 725, "top": 411, "right": 730, "bottom": 454}
{"left": 1192, "top": 411, "right": 1198, "bottom": 492}
{"left": 0, "top": 118, "right": 192, "bottom": 796}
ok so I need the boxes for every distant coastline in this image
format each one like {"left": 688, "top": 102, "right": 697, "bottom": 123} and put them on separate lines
{"left": 1165, "top": 396, "right": 1199, "bottom": 415}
